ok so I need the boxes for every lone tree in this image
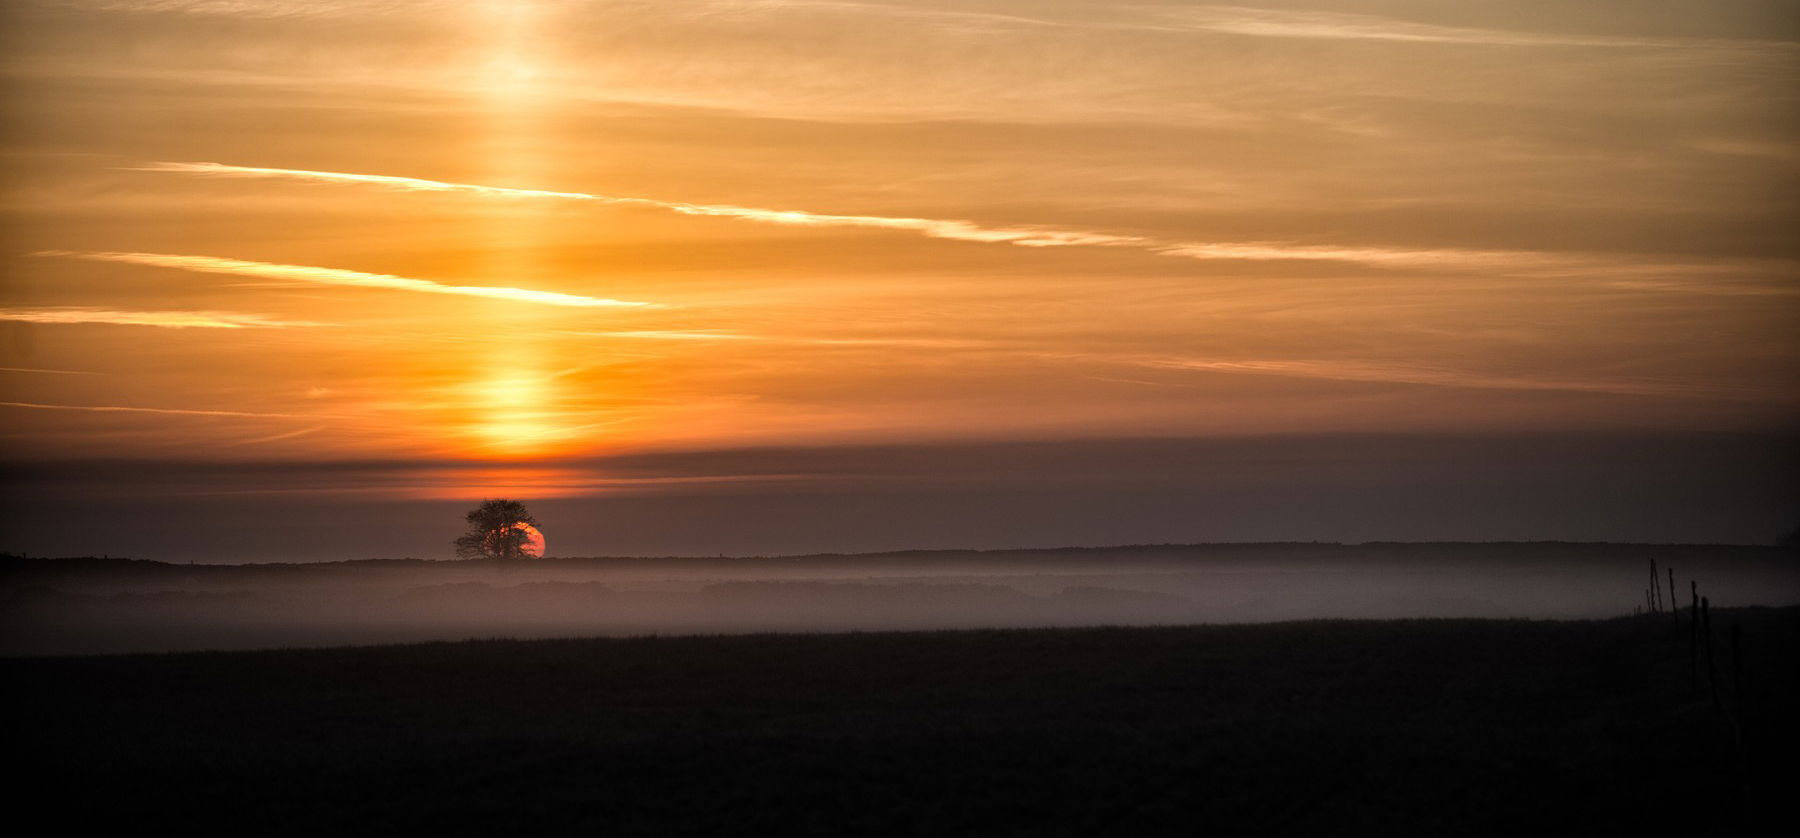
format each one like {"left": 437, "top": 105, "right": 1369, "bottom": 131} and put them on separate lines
{"left": 455, "top": 498, "right": 540, "bottom": 560}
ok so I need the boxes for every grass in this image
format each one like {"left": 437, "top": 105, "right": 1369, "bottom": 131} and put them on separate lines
{"left": 10, "top": 609, "right": 1795, "bottom": 835}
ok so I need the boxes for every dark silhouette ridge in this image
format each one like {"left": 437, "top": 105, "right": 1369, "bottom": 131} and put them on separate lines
{"left": 9, "top": 431, "right": 1793, "bottom": 561}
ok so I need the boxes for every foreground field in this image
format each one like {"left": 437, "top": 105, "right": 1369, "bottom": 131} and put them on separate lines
{"left": 11, "top": 609, "right": 1794, "bottom": 835}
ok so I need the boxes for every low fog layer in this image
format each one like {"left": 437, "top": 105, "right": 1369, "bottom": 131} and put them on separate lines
{"left": 5, "top": 543, "right": 1796, "bottom": 656}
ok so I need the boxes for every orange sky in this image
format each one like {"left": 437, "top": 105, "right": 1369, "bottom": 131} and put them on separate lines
{"left": 1, "top": 1, "right": 1796, "bottom": 518}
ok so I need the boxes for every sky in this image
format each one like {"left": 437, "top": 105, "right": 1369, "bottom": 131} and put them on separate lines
{"left": 1, "top": 0, "right": 1796, "bottom": 560}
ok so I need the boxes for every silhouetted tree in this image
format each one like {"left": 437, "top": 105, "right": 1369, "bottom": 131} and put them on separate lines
{"left": 455, "top": 499, "right": 539, "bottom": 560}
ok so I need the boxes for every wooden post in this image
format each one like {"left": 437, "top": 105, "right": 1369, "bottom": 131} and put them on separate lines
{"left": 1728, "top": 623, "right": 1745, "bottom": 758}
{"left": 1731, "top": 624, "right": 1743, "bottom": 710}
{"left": 1703, "top": 596, "right": 1719, "bottom": 713}
{"left": 1668, "top": 568, "right": 1678, "bottom": 626}
{"left": 1650, "top": 560, "right": 1659, "bottom": 612}
{"left": 1690, "top": 581, "right": 1699, "bottom": 690}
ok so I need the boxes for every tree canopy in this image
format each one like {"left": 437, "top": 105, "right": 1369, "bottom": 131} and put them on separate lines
{"left": 454, "top": 499, "right": 540, "bottom": 560}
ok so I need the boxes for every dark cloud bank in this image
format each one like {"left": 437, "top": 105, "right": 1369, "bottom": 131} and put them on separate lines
{"left": 3, "top": 431, "right": 1794, "bottom": 562}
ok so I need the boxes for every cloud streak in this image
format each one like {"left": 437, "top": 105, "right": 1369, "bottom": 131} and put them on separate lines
{"left": 1150, "top": 242, "right": 1575, "bottom": 271}
{"left": 218, "top": 426, "right": 328, "bottom": 446}
{"left": 0, "top": 400, "right": 300, "bottom": 418}
{"left": 776, "top": 0, "right": 1784, "bottom": 52}
{"left": 1144, "top": 357, "right": 1782, "bottom": 402}
{"left": 141, "top": 161, "right": 1626, "bottom": 274}
{"left": 0, "top": 367, "right": 102, "bottom": 375}
{"left": 94, "top": 2, "right": 1794, "bottom": 54}
{"left": 139, "top": 162, "right": 1145, "bottom": 248}
{"left": 137, "top": 162, "right": 1800, "bottom": 288}
{"left": 40, "top": 250, "right": 656, "bottom": 308}
{"left": 575, "top": 330, "right": 757, "bottom": 341}
{"left": 566, "top": 329, "right": 985, "bottom": 348}
{"left": 1143, "top": 5, "right": 1773, "bottom": 50}
{"left": 1, "top": 306, "right": 324, "bottom": 329}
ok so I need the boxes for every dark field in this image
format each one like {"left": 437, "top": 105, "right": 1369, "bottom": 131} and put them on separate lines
{"left": 12, "top": 609, "right": 1796, "bottom": 836}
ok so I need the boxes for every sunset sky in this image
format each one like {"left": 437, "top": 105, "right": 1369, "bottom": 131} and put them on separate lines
{"left": 2, "top": 0, "right": 1796, "bottom": 560}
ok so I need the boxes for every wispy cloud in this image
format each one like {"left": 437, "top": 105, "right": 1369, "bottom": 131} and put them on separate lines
{"left": 0, "top": 366, "right": 101, "bottom": 375}
{"left": 39, "top": 250, "right": 656, "bottom": 308}
{"left": 0, "top": 307, "right": 324, "bottom": 329}
{"left": 1144, "top": 357, "right": 1781, "bottom": 401}
{"left": 138, "top": 162, "right": 1800, "bottom": 282}
{"left": 1145, "top": 5, "right": 1742, "bottom": 50}
{"left": 102, "top": 2, "right": 1789, "bottom": 53}
{"left": 1599, "top": 278, "right": 1800, "bottom": 297}
{"left": 0, "top": 400, "right": 300, "bottom": 418}
{"left": 781, "top": 1, "right": 1793, "bottom": 52}
{"left": 138, "top": 162, "right": 1146, "bottom": 248}
{"left": 579, "top": 330, "right": 758, "bottom": 341}
{"left": 1151, "top": 242, "right": 1575, "bottom": 271}
{"left": 140, "top": 161, "right": 1611, "bottom": 273}
{"left": 565, "top": 329, "right": 987, "bottom": 349}
{"left": 218, "top": 425, "right": 328, "bottom": 446}
{"left": 78, "top": 0, "right": 400, "bottom": 18}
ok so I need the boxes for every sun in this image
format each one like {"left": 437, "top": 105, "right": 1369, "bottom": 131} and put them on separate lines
{"left": 511, "top": 522, "right": 546, "bottom": 558}
{"left": 485, "top": 521, "right": 546, "bottom": 558}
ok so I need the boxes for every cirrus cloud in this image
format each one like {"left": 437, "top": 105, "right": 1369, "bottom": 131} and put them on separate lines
{"left": 38, "top": 250, "right": 658, "bottom": 308}
{"left": 0, "top": 306, "right": 326, "bottom": 329}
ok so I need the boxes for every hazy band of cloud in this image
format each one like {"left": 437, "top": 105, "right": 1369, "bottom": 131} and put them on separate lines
{"left": 218, "top": 426, "right": 328, "bottom": 446}
{"left": 566, "top": 330, "right": 985, "bottom": 348}
{"left": 0, "top": 400, "right": 299, "bottom": 418}
{"left": 76, "top": 0, "right": 384, "bottom": 17}
{"left": 1143, "top": 357, "right": 1782, "bottom": 402}
{"left": 1, "top": 306, "right": 325, "bottom": 329}
{"left": 1134, "top": 4, "right": 1791, "bottom": 51}
{"left": 766, "top": 1, "right": 1797, "bottom": 53}
{"left": 577, "top": 330, "right": 757, "bottom": 341}
{"left": 141, "top": 161, "right": 1616, "bottom": 273}
{"left": 38, "top": 250, "right": 657, "bottom": 308}
{"left": 1150, "top": 242, "right": 1575, "bottom": 271}
{"left": 0, "top": 366, "right": 102, "bottom": 375}
{"left": 84, "top": 1, "right": 1796, "bottom": 53}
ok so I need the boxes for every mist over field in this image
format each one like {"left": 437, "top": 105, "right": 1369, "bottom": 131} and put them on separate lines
{"left": 7, "top": 542, "right": 1795, "bottom": 656}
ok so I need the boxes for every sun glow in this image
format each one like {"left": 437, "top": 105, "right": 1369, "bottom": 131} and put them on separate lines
{"left": 445, "top": 1, "right": 584, "bottom": 462}
{"left": 470, "top": 366, "right": 561, "bottom": 457}
{"left": 6, "top": 0, "right": 1793, "bottom": 492}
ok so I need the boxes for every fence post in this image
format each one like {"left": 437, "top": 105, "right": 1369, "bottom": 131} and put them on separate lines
{"left": 1703, "top": 596, "right": 1719, "bottom": 714}
{"left": 1668, "top": 568, "right": 1678, "bottom": 627}
{"left": 1731, "top": 624, "right": 1743, "bottom": 711}
{"left": 1690, "top": 581, "right": 1699, "bottom": 691}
